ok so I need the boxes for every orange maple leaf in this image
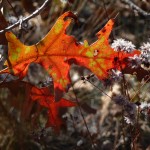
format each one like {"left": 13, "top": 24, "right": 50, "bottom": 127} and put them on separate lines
{"left": 30, "top": 86, "right": 76, "bottom": 132}
{"left": 0, "top": 11, "right": 140, "bottom": 99}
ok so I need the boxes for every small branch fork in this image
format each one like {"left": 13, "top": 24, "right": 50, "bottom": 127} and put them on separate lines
{"left": 121, "top": 0, "right": 150, "bottom": 16}
{"left": 0, "top": 0, "right": 51, "bottom": 34}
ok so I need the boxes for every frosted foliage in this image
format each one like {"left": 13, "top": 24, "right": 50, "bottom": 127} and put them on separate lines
{"left": 111, "top": 38, "right": 135, "bottom": 53}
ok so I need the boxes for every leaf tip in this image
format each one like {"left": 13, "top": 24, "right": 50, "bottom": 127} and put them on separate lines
{"left": 5, "top": 32, "right": 17, "bottom": 42}
{"left": 62, "top": 11, "right": 77, "bottom": 22}
{"left": 96, "top": 19, "right": 115, "bottom": 38}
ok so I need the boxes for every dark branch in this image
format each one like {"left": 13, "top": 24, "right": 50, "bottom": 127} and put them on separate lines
{"left": 121, "top": 0, "right": 150, "bottom": 16}
{"left": 0, "top": 0, "right": 51, "bottom": 34}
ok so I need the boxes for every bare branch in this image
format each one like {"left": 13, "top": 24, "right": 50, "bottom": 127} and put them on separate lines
{"left": 0, "top": 0, "right": 51, "bottom": 34}
{"left": 121, "top": 0, "right": 150, "bottom": 16}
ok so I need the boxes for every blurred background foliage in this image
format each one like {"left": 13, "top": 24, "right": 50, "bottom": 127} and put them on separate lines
{"left": 0, "top": 0, "right": 149, "bottom": 149}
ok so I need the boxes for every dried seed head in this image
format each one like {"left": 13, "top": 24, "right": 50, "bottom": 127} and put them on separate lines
{"left": 124, "top": 116, "right": 135, "bottom": 125}
{"left": 112, "top": 94, "right": 137, "bottom": 125}
{"left": 124, "top": 102, "right": 136, "bottom": 116}
{"left": 112, "top": 94, "right": 128, "bottom": 106}
{"left": 111, "top": 38, "right": 135, "bottom": 53}
{"left": 128, "top": 54, "right": 142, "bottom": 68}
{"left": 140, "top": 42, "right": 150, "bottom": 68}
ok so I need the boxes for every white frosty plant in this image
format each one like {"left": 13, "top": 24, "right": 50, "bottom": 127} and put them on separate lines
{"left": 128, "top": 41, "right": 150, "bottom": 69}
{"left": 111, "top": 38, "right": 136, "bottom": 53}
{"left": 140, "top": 42, "right": 150, "bottom": 68}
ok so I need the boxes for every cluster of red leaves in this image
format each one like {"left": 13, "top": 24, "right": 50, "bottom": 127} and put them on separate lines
{"left": 0, "top": 12, "right": 140, "bottom": 132}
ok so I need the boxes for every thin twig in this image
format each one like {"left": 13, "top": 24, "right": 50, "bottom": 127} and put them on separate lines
{"left": 121, "top": 110, "right": 126, "bottom": 150}
{"left": 134, "top": 106, "right": 140, "bottom": 145}
{"left": 0, "top": 0, "right": 51, "bottom": 34}
{"left": 86, "top": 80, "right": 112, "bottom": 99}
{"left": 119, "top": 59, "right": 130, "bottom": 99}
{"left": 121, "top": 0, "right": 150, "bottom": 16}
{"left": 70, "top": 82, "right": 97, "bottom": 150}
